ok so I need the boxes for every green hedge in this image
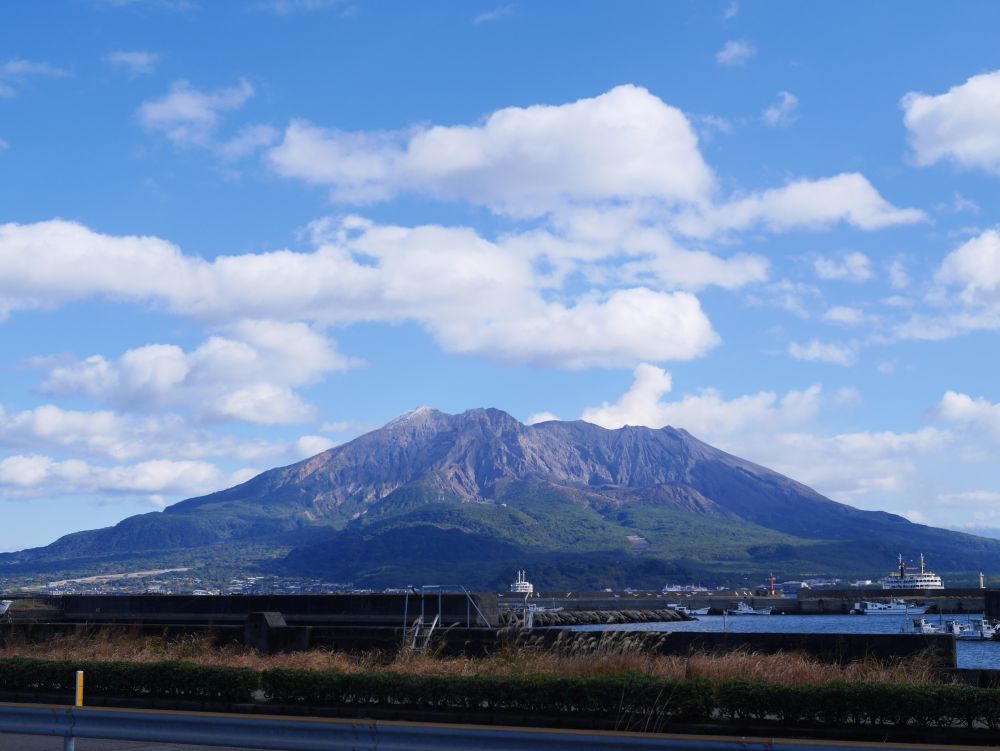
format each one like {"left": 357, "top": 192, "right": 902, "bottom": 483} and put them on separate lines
{"left": 714, "top": 679, "right": 1000, "bottom": 729}
{"left": 0, "top": 657, "right": 257, "bottom": 702}
{"left": 261, "top": 669, "right": 1000, "bottom": 728}
{"left": 261, "top": 669, "right": 712, "bottom": 720}
{"left": 0, "top": 656, "right": 998, "bottom": 730}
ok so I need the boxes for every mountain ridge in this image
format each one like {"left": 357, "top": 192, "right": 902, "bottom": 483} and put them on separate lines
{"left": 2, "top": 407, "right": 997, "bottom": 589}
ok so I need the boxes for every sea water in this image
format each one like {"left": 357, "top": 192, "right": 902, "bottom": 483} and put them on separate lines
{"left": 571, "top": 614, "right": 1000, "bottom": 669}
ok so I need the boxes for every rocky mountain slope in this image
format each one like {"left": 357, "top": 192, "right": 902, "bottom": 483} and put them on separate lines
{"left": 3, "top": 407, "right": 997, "bottom": 588}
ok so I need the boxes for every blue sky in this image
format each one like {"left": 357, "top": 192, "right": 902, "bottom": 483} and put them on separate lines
{"left": 2, "top": 0, "right": 1000, "bottom": 552}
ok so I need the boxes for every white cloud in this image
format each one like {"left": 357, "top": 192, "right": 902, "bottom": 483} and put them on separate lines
{"left": 938, "top": 490, "right": 1000, "bottom": 506}
{"left": 90, "top": 0, "right": 196, "bottom": 9}
{"left": 692, "top": 114, "right": 733, "bottom": 141}
{"left": 888, "top": 230, "right": 1000, "bottom": 343}
{"left": 0, "top": 404, "right": 288, "bottom": 463}
{"left": 41, "top": 320, "right": 355, "bottom": 424}
{"left": 902, "top": 70, "right": 1000, "bottom": 175}
{"left": 723, "top": 0, "right": 739, "bottom": 20}
{"left": 0, "top": 138, "right": 8, "bottom": 151}
{"left": 581, "top": 363, "right": 820, "bottom": 435}
{"left": 266, "top": 85, "right": 715, "bottom": 217}
{"left": 526, "top": 411, "right": 560, "bottom": 425}
{"left": 936, "top": 228, "right": 1000, "bottom": 306}
{"left": 745, "top": 280, "right": 821, "bottom": 318}
{"left": 138, "top": 79, "right": 254, "bottom": 145}
{"left": 0, "top": 59, "right": 70, "bottom": 97}
{"left": 581, "top": 369, "right": 950, "bottom": 505}
{"left": 0, "top": 454, "right": 238, "bottom": 501}
{"left": 762, "top": 91, "right": 798, "bottom": 127}
{"left": 822, "top": 305, "right": 867, "bottom": 326}
{"left": 715, "top": 40, "right": 755, "bottom": 67}
{"left": 937, "top": 391, "right": 1000, "bottom": 441}
{"left": 788, "top": 339, "right": 857, "bottom": 366}
{"left": 814, "top": 251, "right": 873, "bottom": 282}
{"left": 888, "top": 258, "right": 910, "bottom": 289}
{"left": 474, "top": 4, "right": 515, "bottom": 23}
{"left": 293, "top": 435, "right": 336, "bottom": 458}
{"left": 948, "top": 193, "right": 980, "bottom": 214}
{"left": 218, "top": 124, "right": 280, "bottom": 160}
{"left": 255, "top": 0, "right": 349, "bottom": 13}
{"left": 676, "top": 174, "right": 924, "bottom": 238}
{"left": 0, "top": 218, "right": 720, "bottom": 368}
{"left": 756, "top": 428, "right": 950, "bottom": 501}
{"left": 104, "top": 50, "right": 159, "bottom": 77}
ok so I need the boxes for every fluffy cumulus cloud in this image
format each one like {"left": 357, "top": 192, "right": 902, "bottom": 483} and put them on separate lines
{"left": 526, "top": 411, "right": 560, "bottom": 425}
{"left": 0, "top": 404, "right": 288, "bottom": 462}
{"left": 138, "top": 79, "right": 254, "bottom": 145}
{"left": 902, "top": 70, "right": 1000, "bottom": 175}
{"left": 0, "top": 454, "right": 236, "bottom": 501}
{"left": 579, "top": 366, "right": 953, "bottom": 506}
{"left": 581, "top": 363, "right": 820, "bottom": 435}
{"left": 267, "top": 85, "right": 715, "bottom": 216}
{"left": 41, "top": 320, "right": 354, "bottom": 424}
{"left": 936, "top": 391, "right": 1000, "bottom": 441}
{"left": 675, "top": 174, "right": 924, "bottom": 238}
{"left": 936, "top": 229, "right": 1000, "bottom": 306}
{"left": 756, "top": 428, "right": 951, "bottom": 501}
{"left": 0, "top": 218, "right": 720, "bottom": 368}
{"left": 892, "top": 229, "right": 1000, "bottom": 342}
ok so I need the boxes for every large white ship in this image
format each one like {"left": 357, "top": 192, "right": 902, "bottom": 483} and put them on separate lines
{"left": 882, "top": 554, "right": 944, "bottom": 590}
{"left": 510, "top": 570, "right": 534, "bottom": 595}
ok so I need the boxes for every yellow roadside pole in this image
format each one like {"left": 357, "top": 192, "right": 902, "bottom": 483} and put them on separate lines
{"left": 64, "top": 670, "right": 83, "bottom": 751}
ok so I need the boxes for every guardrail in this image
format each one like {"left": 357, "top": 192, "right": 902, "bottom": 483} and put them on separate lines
{"left": 0, "top": 703, "right": 979, "bottom": 751}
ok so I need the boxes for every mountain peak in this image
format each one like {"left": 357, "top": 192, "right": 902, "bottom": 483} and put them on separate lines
{"left": 384, "top": 406, "right": 441, "bottom": 427}
{"left": 8, "top": 405, "right": 1000, "bottom": 589}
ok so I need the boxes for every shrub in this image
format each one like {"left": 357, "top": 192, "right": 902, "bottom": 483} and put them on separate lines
{"left": 0, "top": 657, "right": 257, "bottom": 702}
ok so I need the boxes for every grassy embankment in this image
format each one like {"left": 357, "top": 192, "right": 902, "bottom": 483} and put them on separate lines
{"left": 0, "top": 630, "right": 939, "bottom": 686}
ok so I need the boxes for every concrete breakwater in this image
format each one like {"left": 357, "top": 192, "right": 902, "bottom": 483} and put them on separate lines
{"left": 528, "top": 608, "right": 688, "bottom": 627}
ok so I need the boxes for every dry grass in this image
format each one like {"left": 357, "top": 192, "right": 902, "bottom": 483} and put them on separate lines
{"left": 0, "top": 630, "right": 939, "bottom": 686}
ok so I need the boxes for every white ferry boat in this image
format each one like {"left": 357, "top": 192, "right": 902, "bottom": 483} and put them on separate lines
{"left": 882, "top": 554, "right": 944, "bottom": 590}
{"left": 510, "top": 570, "right": 534, "bottom": 595}
{"left": 726, "top": 601, "right": 772, "bottom": 615}
{"left": 853, "top": 599, "right": 928, "bottom": 615}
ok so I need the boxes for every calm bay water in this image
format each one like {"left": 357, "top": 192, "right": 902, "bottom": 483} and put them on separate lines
{"left": 572, "top": 614, "right": 1000, "bottom": 669}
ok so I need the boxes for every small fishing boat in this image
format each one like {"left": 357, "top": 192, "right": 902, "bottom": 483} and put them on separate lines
{"left": 958, "top": 617, "right": 997, "bottom": 641}
{"left": 942, "top": 619, "right": 970, "bottom": 637}
{"left": 726, "top": 601, "right": 772, "bottom": 615}
{"left": 912, "top": 618, "right": 940, "bottom": 634}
